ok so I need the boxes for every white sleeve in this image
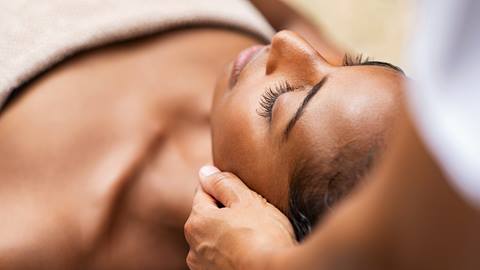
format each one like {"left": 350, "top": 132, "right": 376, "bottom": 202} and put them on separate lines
{"left": 408, "top": 0, "right": 480, "bottom": 208}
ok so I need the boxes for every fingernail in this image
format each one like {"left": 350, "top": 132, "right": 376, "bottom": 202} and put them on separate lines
{"left": 199, "top": 165, "right": 220, "bottom": 178}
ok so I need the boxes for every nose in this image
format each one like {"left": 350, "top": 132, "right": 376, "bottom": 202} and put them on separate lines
{"left": 266, "top": 30, "right": 328, "bottom": 78}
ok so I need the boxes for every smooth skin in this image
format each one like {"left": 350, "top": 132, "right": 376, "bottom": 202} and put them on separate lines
{"left": 0, "top": 1, "right": 339, "bottom": 269}
{"left": 185, "top": 108, "right": 480, "bottom": 270}
{"left": 0, "top": 28, "right": 252, "bottom": 270}
{"left": 210, "top": 30, "right": 403, "bottom": 212}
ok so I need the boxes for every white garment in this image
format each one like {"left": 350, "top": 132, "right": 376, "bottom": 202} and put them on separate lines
{"left": 0, "top": 0, "right": 274, "bottom": 109}
{"left": 408, "top": 0, "right": 480, "bottom": 208}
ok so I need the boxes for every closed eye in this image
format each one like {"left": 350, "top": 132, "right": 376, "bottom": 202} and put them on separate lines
{"left": 257, "top": 81, "right": 296, "bottom": 122}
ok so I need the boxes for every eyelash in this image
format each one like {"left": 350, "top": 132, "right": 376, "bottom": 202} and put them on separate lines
{"left": 256, "top": 54, "right": 370, "bottom": 122}
{"left": 257, "top": 81, "right": 296, "bottom": 122}
{"left": 343, "top": 53, "right": 370, "bottom": 66}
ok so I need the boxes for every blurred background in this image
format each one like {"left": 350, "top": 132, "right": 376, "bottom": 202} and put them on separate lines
{"left": 288, "top": 0, "right": 415, "bottom": 71}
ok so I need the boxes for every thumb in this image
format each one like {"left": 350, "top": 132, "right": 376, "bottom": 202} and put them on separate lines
{"left": 198, "top": 165, "right": 252, "bottom": 208}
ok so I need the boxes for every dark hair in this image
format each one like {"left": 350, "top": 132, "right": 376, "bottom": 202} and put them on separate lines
{"left": 287, "top": 142, "right": 380, "bottom": 241}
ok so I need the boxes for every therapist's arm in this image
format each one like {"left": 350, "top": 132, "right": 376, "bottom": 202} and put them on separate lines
{"left": 184, "top": 108, "right": 480, "bottom": 270}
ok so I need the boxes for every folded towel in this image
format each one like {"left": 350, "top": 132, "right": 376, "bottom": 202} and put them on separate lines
{"left": 0, "top": 0, "right": 274, "bottom": 109}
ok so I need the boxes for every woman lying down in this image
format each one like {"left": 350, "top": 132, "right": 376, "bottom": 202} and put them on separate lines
{"left": 0, "top": 0, "right": 404, "bottom": 269}
{"left": 210, "top": 30, "right": 404, "bottom": 241}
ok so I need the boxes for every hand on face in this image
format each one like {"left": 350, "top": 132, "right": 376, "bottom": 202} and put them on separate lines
{"left": 184, "top": 165, "right": 296, "bottom": 270}
{"left": 187, "top": 30, "right": 405, "bottom": 269}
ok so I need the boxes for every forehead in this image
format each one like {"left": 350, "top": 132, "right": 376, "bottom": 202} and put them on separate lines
{"left": 315, "top": 66, "right": 401, "bottom": 117}
{"left": 328, "top": 65, "right": 403, "bottom": 97}
{"left": 286, "top": 65, "right": 403, "bottom": 161}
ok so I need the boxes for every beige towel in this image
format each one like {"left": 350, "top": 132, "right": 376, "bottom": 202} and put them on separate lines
{"left": 0, "top": 0, "right": 274, "bottom": 108}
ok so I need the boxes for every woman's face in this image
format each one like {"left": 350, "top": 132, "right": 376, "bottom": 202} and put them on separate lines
{"left": 211, "top": 31, "right": 404, "bottom": 210}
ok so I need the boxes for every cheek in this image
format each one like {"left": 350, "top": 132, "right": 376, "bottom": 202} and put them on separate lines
{"left": 211, "top": 95, "right": 259, "bottom": 172}
{"left": 211, "top": 71, "right": 244, "bottom": 165}
{"left": 210, "top": 95, "right": 291, "bottom": 209}
{"left": 211, "top": 93, "right": 268, "bottom": 176}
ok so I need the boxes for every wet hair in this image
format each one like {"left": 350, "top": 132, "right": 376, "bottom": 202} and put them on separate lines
{"left": 287, "top": 142, "right": 380, "bottom": 241}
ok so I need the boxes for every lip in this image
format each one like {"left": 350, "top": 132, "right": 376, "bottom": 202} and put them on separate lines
{"left": 229, "top": 45, "right": 265, "bottom": 87}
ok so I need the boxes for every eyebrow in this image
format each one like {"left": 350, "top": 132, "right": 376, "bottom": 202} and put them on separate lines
{"left": 283, "top": 77, "right": 328, "bottom": 140}
{"left": 349, "top": 61, "right": 405, "bottom": 75}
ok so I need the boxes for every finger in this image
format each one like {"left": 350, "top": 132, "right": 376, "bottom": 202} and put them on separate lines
{"left": 185, "top": 187, "right": 217, "bottom": 247}
{"left": 192, "top": 185, "right": 218, "bottom": 210}
{"left": 198, "top": 165, "right": 252, "bottom": 208}
{"left": 186, "top": 251, "right": 198, "bottom": 270}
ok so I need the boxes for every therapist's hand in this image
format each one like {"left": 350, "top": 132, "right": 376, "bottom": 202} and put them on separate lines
{"left": 184, "top": 166, "right": 296, "bottom": 270}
